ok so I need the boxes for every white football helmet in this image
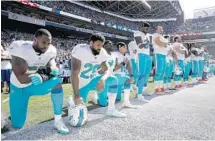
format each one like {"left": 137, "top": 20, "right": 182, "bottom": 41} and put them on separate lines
{"left": 68, "top": 104, "right": 88, "bottom": 127}
{"left": 174, "top": 65, "right": 182, "bottom": 75}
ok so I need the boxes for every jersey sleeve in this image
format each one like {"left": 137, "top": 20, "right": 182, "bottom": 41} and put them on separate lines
{"left": 133, "top": 31, "right": 142, "bottom": 38}
{"left": 71, "top": 44, "right": 84, "bottom": 61}
{"left": 99, "top": 48, "right": 112, "bottom": 63}
{"left": 9, "top": 41, "right": 25, "bottom": 59}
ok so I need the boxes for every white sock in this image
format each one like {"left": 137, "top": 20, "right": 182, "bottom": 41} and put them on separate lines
{"left": 192, "top": 78, "right": 195, "bottom": 84}
{"left": 107, "top": 93, "right": 116, "bottom": 111}
{"left": 154, "top": 81, "right": 159, "bottom": 89}
{"left": 132, "top": 84, "right": 137, "bottom": 89}
{"left": 54, "top": 115, "right": 62, "bottom": 122}
{"left": 164, "top": 83, "right": 167, "bottom": 89}
{"left": 123, "top": 89, "right": 130, "bottom": 104}
{"left": 142, "top": 86, "right": 147, "bottom": 93}
{"left": 138, "top": 94, "right": 143, "bottom": 99}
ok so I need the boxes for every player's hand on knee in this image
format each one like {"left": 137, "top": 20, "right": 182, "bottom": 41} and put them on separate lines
{"left": 96, "top": 80, "right": 105, "bottom": 92}
{"left": 29, "top": 74, "right": 43, "bottom": 85}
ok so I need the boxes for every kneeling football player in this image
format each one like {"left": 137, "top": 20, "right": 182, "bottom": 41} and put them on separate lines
{"left": 70, "top": 33, "right": 126, "bottom": 118}
{"left": 9, "top": 29, "right": 69, "bottom": 134}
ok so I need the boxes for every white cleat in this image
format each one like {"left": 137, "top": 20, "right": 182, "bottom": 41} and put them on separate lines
{"left": 106, "top": 109, "right": 126, "bottom": 118}
{"left": 137, "top": 95, "right": 149, "bottom": 103}
{"left": 54, "top": 120, "right": 69, "bottom": 134}
{"left": 122, "top": 102, "right": 138, "bottom": 109}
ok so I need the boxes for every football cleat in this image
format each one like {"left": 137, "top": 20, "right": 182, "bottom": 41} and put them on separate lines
{"left": 54, "top": 120, "right": 69, "bottom": 134}
{"left": 122, "top": 102, "right": 138, "bottom": 109}
{"left": 106, "top": 109, "right": 126, "bottom": 118}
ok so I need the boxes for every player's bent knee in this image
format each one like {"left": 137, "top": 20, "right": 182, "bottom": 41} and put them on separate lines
{"left": 51, "top": 85, "right": 63, "bottom": 94}
{"left": 53, "top": 83, "right": 62, "bottom": 90}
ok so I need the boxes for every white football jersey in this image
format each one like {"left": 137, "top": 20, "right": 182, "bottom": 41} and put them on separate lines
{"left": 152, "top": 33, "right": 168, "bottom": 55}
{"left": 72, "top": 44, "right": 111, "bottom": 89}
{"left": 191, "top": 54, "right": 199, "bottom": 61}
{"left": 172, "top": 42, "right": 185, "bottom": 60}
{"left": 133, "top": 31, "right": 150, "bottom": 55}
{"left": 9, "top": 40, "right": 57, "bottom": 88}
{"left": 128, "top": 41, "right": 138, "bottom": 60}
{"left": 111, "top": 51, "right": 130, "bottom": 75}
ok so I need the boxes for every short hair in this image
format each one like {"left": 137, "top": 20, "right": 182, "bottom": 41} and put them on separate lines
{"left": 174, "top": 36, "right": 179, "bottom": 42}
{"left": 104, "top": 40, "right": 112, "bottom": 45}
{"left": 117, "top": 42, "right": 126, "bottom": 50}
{"left": 140, "top": 22, "right": 150, "bottom": 28}
{"left": 35, "top": 29, "right": 52, "bottom": 38}
{"left": 89, "top": 33, "right": 105, "bottom": 43}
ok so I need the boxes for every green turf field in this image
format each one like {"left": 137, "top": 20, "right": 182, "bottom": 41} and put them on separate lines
{"left": 1, "top": 81, "right": 154, "bottom": 128}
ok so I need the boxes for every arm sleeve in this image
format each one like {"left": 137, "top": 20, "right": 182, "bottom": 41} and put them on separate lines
{"left": 71, "top": 45, "right": 83, "bottom": 61}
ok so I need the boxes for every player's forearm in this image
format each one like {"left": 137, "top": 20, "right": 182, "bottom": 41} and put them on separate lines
{"left": 155, "top": 38, "right": 167, "bottom": 47}
{"left": 138, "top": 43, "right": 148, "bottom": 49}
{"left": 71, "top": 73, "right": 80, "bottom": 99}
{"left": 113, "top": 62, "right": 124, "bottom": 71}
{"left": 16, "top": 71, "right": 35, "bottom": 84}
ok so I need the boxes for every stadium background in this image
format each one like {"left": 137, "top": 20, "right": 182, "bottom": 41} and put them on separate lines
{"left": 1, "top": 0, "right": 215, "bottom": 127}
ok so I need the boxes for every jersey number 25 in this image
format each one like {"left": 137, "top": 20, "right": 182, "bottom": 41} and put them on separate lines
{"left": 80, "top": 63, "right": 99, "bottom": 79}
